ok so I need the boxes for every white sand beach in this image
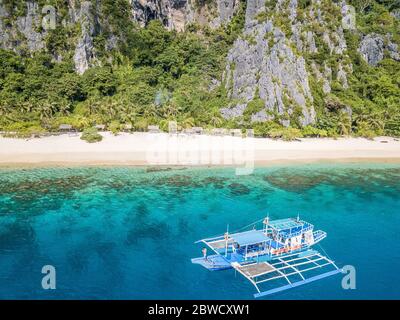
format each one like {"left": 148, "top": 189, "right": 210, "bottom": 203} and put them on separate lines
{"left": 0, "top": 132, "right": 400, "bottom": 167}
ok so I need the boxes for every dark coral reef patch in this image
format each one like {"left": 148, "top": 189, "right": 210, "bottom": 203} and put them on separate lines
{"left": 228, "top": 183, "right": 251, "bottom": 196}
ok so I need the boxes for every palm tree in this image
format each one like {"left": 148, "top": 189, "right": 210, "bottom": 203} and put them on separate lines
{"left": 161, "top": 104, "right": 178, "bottom": 118}
{"left": 354, "top": 112, "right": 384, "bottom": 132}
{"left": 87, "top": 98, "right": 102, "bottom": 116}
{"left": 98, "top": 98, "right": 118, "bottom": 120}
{"left": 0, "top": 103, "right": 10, "bottom": 116}
{"left": 210, "top": 115, "right": 223, "bottom": 128}
{"left": 119, "top": 109, "right": 137, "bottom": 124}
{"left": 337, "top": 111, "right": 351, "bottom": 136}
{"left": 367, "top": 116, "right": 384, "bottom": 131}
{"left": 74, "top": 115, "right": 90, "bottom": 130}
{"left": 38, "top": 102, "right": 57, "bottom": 120}
{"left": 143, "top": 104, "right": 159, "bottom": 119}
{"left": 181, "top": 116, "right": 195, "bottom": 129}
{"left": 18, "top": 101, "right": 34, "bottom": 114}
{"left": 58, "top": 102, "right": 72, "bottom": 116}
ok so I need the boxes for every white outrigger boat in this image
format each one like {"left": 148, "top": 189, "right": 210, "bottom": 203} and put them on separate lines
{"left": 191, "top": 216, "right": 342, "bottom": 298}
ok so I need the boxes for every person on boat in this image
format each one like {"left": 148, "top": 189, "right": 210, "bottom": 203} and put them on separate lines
{"left": 202, "top": 247, "right": 208, "bottom": 261}
{"left": 224, "top": 232, "right": 229, "bottom": 241}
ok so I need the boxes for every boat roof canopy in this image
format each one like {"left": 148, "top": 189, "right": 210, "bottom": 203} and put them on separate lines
{"left": 268, "top": 218, "right": 312, "bottom": 232}
{"left": 232, "top": 230, "right": 270, "bottom": 246}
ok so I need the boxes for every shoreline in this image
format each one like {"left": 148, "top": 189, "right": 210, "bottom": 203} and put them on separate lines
{"left": 1, "top": 158, "right": 400, "bottom": 169}
{"left": 1, "top": 132, "right": 400, "bottom": 168}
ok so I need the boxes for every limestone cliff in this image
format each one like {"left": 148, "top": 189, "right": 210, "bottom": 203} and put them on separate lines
{"left": 0, "top": 0, "right": 399, "bottom": 127}
{"left": 131, "top": 0, "right": 240, "bottom": 31}
{"left": 0, "top": 0, "right": 240, "bottom": 74}
{"left": 219, "top": 0, "right": 399, "bottom": 127}
{"left": 221, "top": 0, "right": 352, "bottom": 126}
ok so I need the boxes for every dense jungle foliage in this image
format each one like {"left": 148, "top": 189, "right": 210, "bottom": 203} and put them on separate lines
{"left": 0, "top": 0, "right": 399, "bottom": 139}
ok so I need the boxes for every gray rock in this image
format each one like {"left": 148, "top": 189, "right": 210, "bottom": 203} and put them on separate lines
{"left": 208, "top": 78, "right": 221, "bottom": 92}
{"left": 130, "top": 0, "right": 239, "bottom": 31}
{"left": 245, "top": 0, "right": 266, "bottom": 25}
{"left": 322, "top": 32, "right": 334, "bottom": 54}
{"left": 273, "top": 28, "right": 285, "bottom": 40}
{"left": 288, "top": 0, "right": 298, "bottom": 22}
{"left": 306, "top": 31, "right": 317, "bottom": 53}
{"left": 359, "top": 33, "right": 399, "bottom": 65}
{"left": 358, "top": 34, "right": 385, "bottom": 66}
{"left": 311, "top": 63, "right": 323, "bottom": 81}
{"left": 343, "top": 105, "right": 352, "bottom": 120}
{"left": 15, "top": 1, "right": 45, "bottom": 51}
{"left": 106, "top": 35, "right": 119, "bottom": 51}
{"left": 337, "top": 64, "right": 349, "bottom": 89}
{"left": 310, "top": 63, "right": 330, "bottom": 94}
{"left": 213, "top": 0, "right": 240, "bottom": 27}
{"left": 251, "top": 109, "right": 272, "bottom": 123}
{"left": 281, "top": 119, "right": 291, "bottom": 128}
{"left": 341, "top": 1, "right": 356, "bottom": 31}
{"left": 324, "top": 64, "right": 332, "bottom": 80}
{"left": 391, "top": 9, "right": 400, "bottom": 20}
{"left": 322, "top": 80, "right": 331, "bottom": 94}
{"left": 0, "top": 0, "right": 100, "bottom": 69}
{"left": 311, "top": 63, "right": 330, "bottom": 95}
{"left": 221, "top": 104, "right": 247, "bottom": 119}
{"left": 0, "top": 2, "right": 7, "bottom": 18}
{"left": 0, "top": 4, "right": 10, "bottom": 49}
{"left": 73, "top": 1, "right": 97, "bottom": 74}
{"left": 0, "top": 1, "right": 46, "bottom": 51}
{"left": 224, "top": 12, "right": 315, "bottom": 126}
{"left": 388, "top": 41, "right": 400, "bottom": 61}
{"left": 221, "top": 0, "right": 327, "bottom": 126}
{"left": 334, "top": 27, "right": 347, "bottom": 54}
{"left": 291, "top": 23, "right": 303, "bottom": 52}
{"left": 316, "top": 8, "right": 323, "bottom": 23}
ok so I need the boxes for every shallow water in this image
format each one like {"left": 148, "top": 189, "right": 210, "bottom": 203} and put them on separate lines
{"left": 0, "top": 164, "right": 399, "bottom": 299}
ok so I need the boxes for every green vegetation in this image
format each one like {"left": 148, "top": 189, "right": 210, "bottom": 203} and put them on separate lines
{"left": 0, "top": 0, "right": 399, "bottom": 139}
{"left": 109, "top": 121, "right": 122, "bottom": 135}
{"left": 244, "top": 98, "right": 265, "bottom": 121}
{"left": 0, "top": 0, "right": 248, "bottom": 135}
{"left": 80, "top": 127, "right": 103, "bottom": 143}
{"left": 307, "top": 0, "right": 400, "bottom": 137}
{"left": 269, "top": 127, "right": 303, "bottom": 141}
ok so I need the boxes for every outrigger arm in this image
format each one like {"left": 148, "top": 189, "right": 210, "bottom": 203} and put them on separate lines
{"left": 231, "top": 250, "right": 342, "bottom": 298}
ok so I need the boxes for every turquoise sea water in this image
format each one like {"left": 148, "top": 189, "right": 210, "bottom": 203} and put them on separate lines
{"left": 0, "top": 164, "right": 399, "bottom": 299}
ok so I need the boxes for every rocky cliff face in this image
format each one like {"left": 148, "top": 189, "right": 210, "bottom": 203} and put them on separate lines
{"left": 220, "top": 0, "right": 351, "bottom": 126}
{"left": 131, "top": 0, "right": 240, "bottom": 31}
{"left": 0, "top": 0, "right": 399, "bottom": 126}
{"left": 71, "top": 1, "right": 98, "bottom": 74}
{"left": 0, "top": 0, "right": 99, "bottom": 74}
{"left": 0, "top": 0, "right": 240, "bottom": 74}
{"left": 359, "top": 33, "right": 400, "bottom": 66}
{"left": 0, "top": 1, "right": 45, "bottom": 52}
{"left": 220, "top": 0, "right": 399, "bottom": 127}
{"left": 222, "top": 0, "right": 317, "bottom": 126}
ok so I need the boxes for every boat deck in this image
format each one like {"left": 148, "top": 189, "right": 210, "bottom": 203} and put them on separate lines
{"left": 237, "top": 262, "right": 276, "bottom": 278}
{"left": 231, "top": 250, "right": 342, "bottom": 298}
{"left": 208, "top": 238, "right": 233, "bottom": 250}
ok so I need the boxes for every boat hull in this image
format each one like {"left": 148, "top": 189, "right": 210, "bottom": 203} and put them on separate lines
{"left": 191, "top": 248, "right": 320, "bottom": 272}
{"left": 191, "top": 255, "right": 232, "bottom": 271}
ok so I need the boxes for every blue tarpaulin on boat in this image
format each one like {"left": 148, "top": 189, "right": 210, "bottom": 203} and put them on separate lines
{"left": 232, "top": 230, "right": 270, "bottom": 246}
{"left": 268, "top": 218, "right": 301, "bottom": 230}
{"left": 269, "top": 240, "right": 284, "bottom": 249}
